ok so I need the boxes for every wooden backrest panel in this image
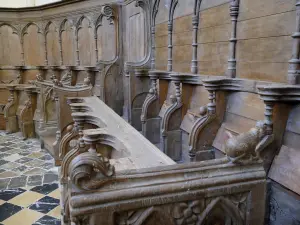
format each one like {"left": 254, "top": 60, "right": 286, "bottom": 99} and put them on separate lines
{"left": 213, "top": 92, "right": 265, "bottom": 152}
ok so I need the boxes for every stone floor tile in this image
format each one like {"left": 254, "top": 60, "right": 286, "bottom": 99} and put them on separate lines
{"left": 23, "top": 168, "right": 47, "bottom": 176}
{"left": 30, "top": 183, "right": 59, "bottom": 195}
{"left": 3, "top": 148, "right": 20, "bottom": 154}
{"left": 14, "top": 157, "right": 33, "bottom": 164}
{"left": 0, "top": 160, "right": 9, "bottom": 166}
{"left": 0, "top": 153, "right": 10, "bottom": 159}
{"left": 43, "top": 174, "right": 58, "bottom": 184}
{"left": 39, "top": 154, "right": 54, "bottom": 161}
{"left": 7, "top": 176, "right": 27, "bottom": 189}
{"left": 1, "top": 162, "right": 22, "bottom": 170}
{"left": 32, "top": 215, "right": 60, "bottom": 225}
{"left": 27, "top": 175, "right": 43, "bottom": 186}
{"left": 8, "top": 191, "right": 44, "bottom": 207}
{"left": 29, "top": 196, "right": 60, "bottom": 214}
{"left": 18, "top": 151, "right": 31, "bottom": 156}
{"left": 24, "top": 159, "right": 45, "bottom": 167}
{"left": 0, "top": 179, "right": 10, "bottom": 190}
{"left": 0, "top": 203, "right": 23, "bottom": 222}
{"left": 47, "top": 188, "right": 60, "bottom": 200}
{"left": 11, "top": 165, "right": 29, "bottom": 175}
{"left": 0, "top": 188, "right": 26, "bottom": 201}
{"left": 41, "top": 162, "right": 55, "bottom": 170}
{"left": 2, "top": 208, "right": 43, "bottom": 225}
{"left": 47, "top": 205, "right": 61, "bottom": 219}
{"left": 27, "top": 152, "right": 46, "bottom": 159}
{"left": 0, "top": 171, "right": 18, "bottom": 179}
{"left": 2, "top": 154, "right": 23, "bottom": 162}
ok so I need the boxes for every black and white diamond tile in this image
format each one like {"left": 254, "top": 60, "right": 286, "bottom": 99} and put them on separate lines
{"left": 0, "top": 184, "right": 61, "bottom": 225}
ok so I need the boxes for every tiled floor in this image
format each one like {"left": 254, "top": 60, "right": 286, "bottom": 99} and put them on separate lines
{"left": 0, "top": 183, "right": 61, "bottom": 225}
{"left": 0, "top": 131, "right": 58, "bottom": 190}
{"left": 0, "top": 131, "right": 60, "bottom": 224}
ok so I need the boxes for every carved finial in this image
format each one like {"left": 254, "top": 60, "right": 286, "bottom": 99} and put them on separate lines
{"left": 199, "top": 106, "right": 207, "bottom": 116}
{"left": 36, "top": 73, "right": 44, "bottom": 82}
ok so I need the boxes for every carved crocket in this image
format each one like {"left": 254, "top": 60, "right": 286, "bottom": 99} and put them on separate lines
{"left": 224, "top": 121, "right": 273, "bottom": 164}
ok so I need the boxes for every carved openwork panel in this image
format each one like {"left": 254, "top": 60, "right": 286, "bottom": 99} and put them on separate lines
{"left": 116, "top": 193, "right": 248, "bottom": 225}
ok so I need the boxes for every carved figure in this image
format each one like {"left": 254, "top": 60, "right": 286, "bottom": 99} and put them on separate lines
{"left": 224, "top": 121, "right": 273, "bottom": 164}
{"left": 60, "top": 70, "right": 72, "bottom": 86}
{"left": 36, "top": 73, "right": 44, "bottom": 82}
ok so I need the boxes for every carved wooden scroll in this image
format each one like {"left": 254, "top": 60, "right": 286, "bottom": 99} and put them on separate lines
{"left": 52, "top": 82, "right": 92, "bottom": 165}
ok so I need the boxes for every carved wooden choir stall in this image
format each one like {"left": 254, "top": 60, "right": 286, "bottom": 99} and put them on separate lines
{"left": 1, "top": 0, "right": 300, "bottom": 224}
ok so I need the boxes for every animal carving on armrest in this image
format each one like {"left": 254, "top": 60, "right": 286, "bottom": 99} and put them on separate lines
{"left": 224, "top": 121, "right": 274, "bottom": 164}
{"left": 69, "top": 151, "right": 115, "bottom": 191}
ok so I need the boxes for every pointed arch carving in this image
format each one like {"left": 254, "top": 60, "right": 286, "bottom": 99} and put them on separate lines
{"left": 95, "top": 5, "right": 118, "bottom": 63}
{"left": 59, "top": 19, "right": 75, "bottom": 65}
{"left": 124, "top": 0, "right": 152, "bottom": 74}
{"left": 75, "top": 15, "right": 95, "bottom": 66}
{"left": 0, "top": 23, "right": 19, "bottom": 35}
{"left": 22, "top": 22, "right": 45, "bottom": 65}
{"left": 198, "top": 197, "right": 244, "bottom": 225}
{"left": 0, "top": 23, "right": 21, "bottom": 65}
{"left": 45, "top": 21, "right": 59, "bottom": 65}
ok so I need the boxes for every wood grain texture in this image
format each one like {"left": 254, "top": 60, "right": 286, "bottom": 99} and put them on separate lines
{"left": 269, "top": 145, "right": 300, "bottom": 195}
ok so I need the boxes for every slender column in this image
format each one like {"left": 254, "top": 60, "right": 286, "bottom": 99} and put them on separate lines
{"left": 207, "top": 90, "right": 216, "bottom": 115}
{"left": 75, "top": 35, "right": 80, "bottom": 66}
{"left": 95, "top": 33, "right": 99, "bottom": 63}
{"left": 227, "top": 0, "right": 240, "bottom": 78}
{"left": 167, "top": 22, "right": 173, "bottom": 71}
{"left": 44, "top": 35, "right": 48, "bottom": 65}
{"left": 21, "top": 39, "right": 25, "bottom": 66}
{"left": 264, "top": 101, "right": 274, "bottom": 135}
{"left": 151, "top": 26, "right": 156, "bottom": 69}
{"left": 191, "top": 15, "right": 199, "bottom": 74}
{"left": 59, "top": 37, "right": 63, "bottom": 65}
{"left": 174, "top": 81, "right": 181, "bottom": 104}
{"left": 288, "top": 0, "right": 300, "bottom": 84}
